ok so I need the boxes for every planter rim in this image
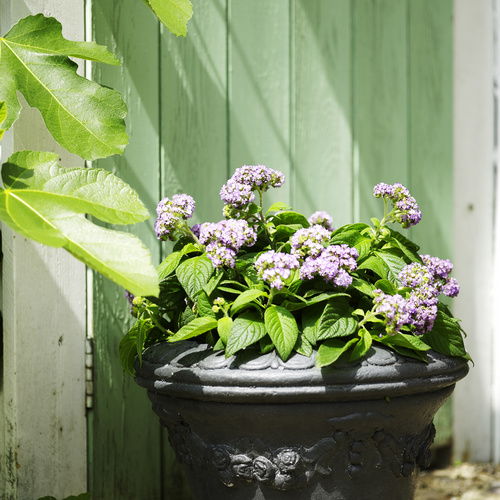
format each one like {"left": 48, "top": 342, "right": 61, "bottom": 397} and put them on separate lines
{"left": 135, "top": 341, "right": 469, "bottom": 403}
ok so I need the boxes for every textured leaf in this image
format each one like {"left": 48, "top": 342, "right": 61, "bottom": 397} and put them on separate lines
{"left": 316, "top": 338, "right": 358, "bottom": 367}
{"left": 169, "top": 317, "right": 218, "bottom": 342}
{"left": 422, "top": 311, "right": 471, "bottom": 359}
{"left": 317, "top": 299, "right": 357, "bottom": 340}
{"left": 375, "top": 251, "right": 407, "bottom": 284}
{"left": 264, "top": 305, "right": 299, "bottom": 361}
{"left": 226, "top": 312, "right": 267, "bottom": 356}
{"left": 0, "top": 151, "right": 158, "bottom": 296}
{"left": 142, "top": 0, "right": 193, "bottom": 36}
{"left": 217, "top": 316, "right": 233, "bottom": 344}
{"left": 0, "top": 14, "right": 127, "bottom": 160}
{"left": 349, "top": 329, "right": 373, "bottom": 362}
{"left": 176, "top": 255, "right": 214, "bottom": 299}
{"left": 230, "top": 289, "right": 267, "bottom": 315}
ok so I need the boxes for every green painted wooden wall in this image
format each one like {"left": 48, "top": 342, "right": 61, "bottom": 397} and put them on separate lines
{"left": 90, "top": 0, "right": 453, "bottom": 497}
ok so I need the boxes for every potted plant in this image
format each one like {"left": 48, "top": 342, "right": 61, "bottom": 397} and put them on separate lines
{"left": 125, "top": 167, "right": 470, "bottom": 499}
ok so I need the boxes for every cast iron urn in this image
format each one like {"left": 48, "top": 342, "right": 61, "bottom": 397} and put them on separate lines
{"left": 135, "top": 341, "right": 469, "bottom": 500}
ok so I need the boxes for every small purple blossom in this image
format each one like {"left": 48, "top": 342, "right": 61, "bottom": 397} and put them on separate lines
{"left": 154, "top": 194, "right": 195, "bottom": 241}
{"left": 308, "top": 211, "right": 335, "bottom": 231}
{"left": 299, "top": 244, "right": 358, "bottom": 288}
{"left": 290, "top": 225, "right": 332, "bottom": 259}
{"left": 255, "top": 250, "right": 300, "bottom": 290}
{"left": 227, "top": 165, "right": 285, "bottom": 192}
{"left": 199, "top": 219, "right": 257, "bottom": 269}
{"left": 220, "top": 180, "right": 255, "bottom": 208}
{"left": 373, "top": 290, "right": 411, "bottom": 334}
{"left": 373, "top": 182, "right": 422, "bottom": 228}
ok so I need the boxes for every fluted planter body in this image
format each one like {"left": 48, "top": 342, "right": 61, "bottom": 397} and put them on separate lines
{"left": 135, "top": 341, "right": 469, "bottom": 500}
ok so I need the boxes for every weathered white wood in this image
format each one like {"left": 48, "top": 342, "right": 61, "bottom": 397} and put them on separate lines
{"left": 0, "top": 1, "right": 87, "bottom": 498}
{"left": 452, "top": 0, "right": 495, "bottom": 463}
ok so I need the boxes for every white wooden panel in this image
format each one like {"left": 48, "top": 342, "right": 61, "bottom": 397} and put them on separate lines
{"left": 453, "top": 0, "right": 495, "bottom": 463}
{"left": 0, "top": 0, "right": 87, "bottom": 498}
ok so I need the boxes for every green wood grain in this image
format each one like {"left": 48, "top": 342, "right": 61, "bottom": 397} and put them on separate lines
{"left": 292, "top": 0, "right": 353, "bottom": 226}
{"left": 160, "top": 0, "right": 228, "bottom": 227}
{"left": 354, "top": 0, "right": 409, "bottom": 223}
{"left": 229, "top": 0, "right": 291, "bottom": 208}
{"left": 408, "top": 0, "right": 453, "bottom": 260}
{"left": 91, "top": 0, "right": 163, "bottom": 497}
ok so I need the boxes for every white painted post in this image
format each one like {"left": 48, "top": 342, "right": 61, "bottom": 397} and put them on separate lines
{"left": 0, "top": 1, "right": 87, "bottom": 498}
{"left": 453, "top": 0, "right": 496, "bottom": 463}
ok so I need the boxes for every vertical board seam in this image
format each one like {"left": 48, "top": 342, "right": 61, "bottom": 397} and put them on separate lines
{"left": 351, "top": 0, "right": 358, "bottom": 222}
{"left": 226, "top": 0, "right": 231, "bottom": 177}
{"left": 289, "top": 0, "right": 295, "bottom": 207}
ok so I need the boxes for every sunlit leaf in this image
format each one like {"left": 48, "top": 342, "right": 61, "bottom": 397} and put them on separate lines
{"left": 142, "top": 0, "right": 193, "bottom": 37}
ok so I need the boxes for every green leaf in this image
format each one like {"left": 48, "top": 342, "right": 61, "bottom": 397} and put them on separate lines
{"left": 217, "top": 316, "right": 233, "bottom": 344}
{"left": 330, "top": 228, "right": 372, "bottom": 261}
{"left": 386, "top": 229, "right": 421, "bottom": 262}
{"left": 0, "top": 101, "right": 6, "bottom": 140}
{"left": 317, "top": 299, "right": 358, "bottom": 340}
{"left": 302, "top": 303, "right": 324, "bottom": 344}
{"left": 0, "top": 14, "right": 127, "bottom": 160}
{"left": 154, "top": 274, "right": 185, "bottom": 309}
{"left": 119, "top": 320, "right": 154, "bottom": 376}
{"left": 157, "top": 251, "right": 182, "bottom": 280}
{"left": 230, "top": 289, "right": 267, "bottom": 315}
{"left": 142, "top": 0, "right": 193, "bottom": 37}
{"left": 295, "top": 334, "right": 313, "bottom": 357}
{"left": 349, "top": 329, "right": 373, "bottom": 362}
{"left": 169, "top": 316, "right": 218, "bottom": 342}
{"left": 176, "top": 255, "right": 214, "bottom": 299}
{"left": 421, "top": 311, "right": 471, "bottom": 359}
{"left": 266, "top": 201, "right": 292, "bottom": 215}
{"left": 316, "top": 338, "right": 358, "bottom": 367}
{"left": 350, "top": 278, "right": 375, "bottom": 297}
{"left": 374, "top": 279, "right": 398, "bottom": 295}
{"left": 264, "top": 305, "right": 299, "bottom": 361}
{"left": 226, "top": 312, "right": 267, "bottom": 356}
{"left": 0, "top": 151, "right": 158, "bottom": 296}
{"left": 375, "top": 332, "right": 431, "bottom": 352}
{"left": 271, "top": 211, "right": 310, "bottom": 228}
{"left": 196, "top": 291, "right": 216, "bottom": 318}
{"left": 375, "top": 251, "right": 407, "bottom": 284}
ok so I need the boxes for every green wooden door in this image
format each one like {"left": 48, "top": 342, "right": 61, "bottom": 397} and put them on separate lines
{"left": 90, "top": 1, "right": 453, "bottom": 497}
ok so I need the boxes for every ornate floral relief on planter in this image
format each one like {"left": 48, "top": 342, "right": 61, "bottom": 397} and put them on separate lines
{"left": 159, "top": 409, "right": 436, "bottom": 491}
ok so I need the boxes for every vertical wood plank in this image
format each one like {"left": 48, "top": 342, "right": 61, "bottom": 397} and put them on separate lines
{"left": 160, "top": 0, "right": 228, "bottom": 226}
{"left": 409, "top": 0, "right": 453, "bottom": 259}
{"left": 91, "top": 0, "right": 163, "bottom": 497}
{"left": 229, "top": 0, "right": 291, "bottom": 208}
{"left": 292, "top": 0, "right": 353, "bottom": 226}
{"left": 354, "top": 0, "right": 409, "bottom": 222}
{"left": 0, "top": 1, "right": 87, "bottom": 499}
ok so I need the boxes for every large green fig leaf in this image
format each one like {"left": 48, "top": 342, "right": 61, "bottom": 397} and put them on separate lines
{"left": 142, "top": 0, "right": 193, "bottom": 36}
{"left": 0, "top": 14, "right": 128, "bottom": 160}
{"left": 0, "top": 151, "right": 159, "bottom": 296}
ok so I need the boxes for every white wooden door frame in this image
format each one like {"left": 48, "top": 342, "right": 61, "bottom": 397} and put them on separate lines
{"left": 0, "top": 1, "right": 87, "bottom": 498}
{"left": 452, "top": 0, "right": 500, "bottom": 463}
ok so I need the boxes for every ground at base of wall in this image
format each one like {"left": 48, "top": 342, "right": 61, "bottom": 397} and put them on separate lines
{"left": 416, "top": 463, "right": 500, "bottom": 499}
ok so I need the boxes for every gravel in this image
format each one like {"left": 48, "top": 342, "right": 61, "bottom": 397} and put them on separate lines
{"left": 416, "top": 463, "right": 500, "bottom": 500}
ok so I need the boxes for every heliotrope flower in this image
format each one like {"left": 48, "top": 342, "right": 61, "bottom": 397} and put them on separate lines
{"left": 299, "top": 244, "right": 358, "bottom": 288}
{"left": 220, "top": 180, "right": 255, "bottom": 208}
{"left": 199, "top": 219, "right": 257, "bottom": 268}
{"left": 229, "top": 165, "right": 285, "bottom": 191}
{"left": 308, "top": 211, "right": 335, "bottom": 231}
{"left": 373, "top": 290, "right": 411, "bottom": 334}
{"left": 255, "top": 250, "right": 300, "bottom": 290}
{"left": 373, "top": 182, "right": 422, "bottom": 228}
{"left": 290, "top": 225, "right": 332, "bottom": 259}
{"left": 154, "top": 194, "right": 195, "bottom": 241}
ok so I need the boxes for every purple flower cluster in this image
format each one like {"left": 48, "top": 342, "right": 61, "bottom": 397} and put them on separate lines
{"left": 307, "top": 211, "right": 335, "bottom": 231}
{"left": 154, "top": 194, "right": 195, "bottom": 241}
{"left": 290, "top": 225, "right": 332, "bottom": 259}
{"left": 255, "top": 251, "right": 300, "bottom": 290}
{"left": 299, "top": 244, "right": 359, "bottom": 288}
{"left": 373, "top": 290, "right": 411, "bottom": 334}
{"left": 199, "top": 219, "right": 257, "bottom": 268}
{"left": 373, "top": 182, "right": 422, "bottom": 228}
{"left": 220, "top": 165, "right": 285, "bottom": 213}
{"left": 374, "top": 254, "right": 460, "bottom": 335}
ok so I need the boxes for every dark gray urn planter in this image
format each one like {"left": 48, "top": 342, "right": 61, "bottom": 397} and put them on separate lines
{"left": 135, "top": 341, "right": 469, "bottom": 500}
